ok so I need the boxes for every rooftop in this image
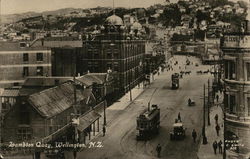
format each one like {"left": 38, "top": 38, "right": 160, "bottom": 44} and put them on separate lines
{"left": 0, "top": 42, "right": 49, "bottom": 51}
{"left": 76, "top": 73, "right": 112, "bottom": 87}
{"left": 28, "top": 81, "right": 93, "bottom": 118}
{"left": 23, "top": 77, "right": 72, "bottom": 87}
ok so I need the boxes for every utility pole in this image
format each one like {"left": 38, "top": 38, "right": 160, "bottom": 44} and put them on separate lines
{"left": 208, "top": 79, "right": 211, "bottom": 126}
{"left": 223, "top": 108, "right": 226, "bottom": 159}
{"left": 73, "top": 56, "right": 78, "bottom": 159}
{"left": 202, "top": 84, "right": 207, "bottom": 144}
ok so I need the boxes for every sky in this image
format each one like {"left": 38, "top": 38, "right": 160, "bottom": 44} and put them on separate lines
{"left": 1, "top": 0, "right": 177, "bottom": 15}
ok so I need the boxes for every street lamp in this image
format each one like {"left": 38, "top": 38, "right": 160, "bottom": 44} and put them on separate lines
{"left": 129, "top": 69, "right": 132, "bottom": 102}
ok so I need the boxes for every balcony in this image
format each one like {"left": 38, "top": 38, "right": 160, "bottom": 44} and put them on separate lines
{"left": 222, "top": 34, "right": 250, "bottom": 49}
{"left": 226, "top": 113, "right": 250, "bottom": 123}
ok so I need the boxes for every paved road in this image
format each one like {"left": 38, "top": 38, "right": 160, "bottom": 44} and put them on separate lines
{"left": 74, "top": 55, "right": 213, "bottom": 159}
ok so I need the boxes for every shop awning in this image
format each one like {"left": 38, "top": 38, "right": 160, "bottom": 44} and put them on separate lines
{"left": 77, "top": 111, "right": 101, "bottom": 132}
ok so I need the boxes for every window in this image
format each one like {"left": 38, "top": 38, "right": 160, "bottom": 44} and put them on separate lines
{"left": 225, "top": 61, "right": 236, "bottom": 80}
{"left": 229, "top": 95, "right": 236, "bottom": 114}
{"left": 23, "top": 53, "right": 29, "bottom": 62}
{"left": 225, "top": 61, "right": 228, "bottom": 79}
{"left": 23, "top": 67, "right": 29, "bottom": 76}
{"left": 229, "top": 61, "right": 236, "bottom": 80}
{"left": 19, "top": 42, "right": 26, "bottom": 48}
{"left": 36, "top": 67, "right": 43, "bottom": 76}
{"left": 36, "top": 53, "right": 43, "bottom": 61}
{"left": 246, "top": 63, "right": 250, "bottom": 81}
{"left": 2, "top": 98, "right": 11, "bottom": 111}
{"left": 107, "top": 63, "right": 112, "bottom": 70}
{"left": 107, "top": 52, "right": 112, "bottom": 59}
{"left": 17, "top": 128, "right": 32, "bottom": 141}
{"left": 114, "top": 64, "right": 119, "bottom": 71}
{"left": 114, "top": 52, "right": 119, "bottom": 59}
{"left": 14, "top": 82, "right": 19, "bottom": 86}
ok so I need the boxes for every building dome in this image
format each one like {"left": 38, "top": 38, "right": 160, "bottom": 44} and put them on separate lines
{"left": 105, "top": 14, "right": 124, "bottom": 26}
{"left": 131, "top": 21, "right": 142, "bottom": 31}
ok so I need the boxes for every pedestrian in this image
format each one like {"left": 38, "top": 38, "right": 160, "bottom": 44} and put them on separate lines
{"left": 216, "top": 94, "right": 219, "bottom": 103}
{"left": 192, "top": 129, "right": 197, "bottom": 143}
{"left": 218, "top": 140, "right": 223, "bottom": 154}
{"left": 214, "top": 114, "right": 218, "bottom": 124}
{"left": 156, "top": 144, "right": 162, "bottom": 158}
{"left": 213, "top": 141, "right": 218, "bottom": 154}
{"left": 178, "top": 112, "right": 181, "bottom": 122}
{"left": 215, "top": 124, "right": 220, "bottom": 136}
{"left": 102, "top": 125, "right": 106, "bottom": 137}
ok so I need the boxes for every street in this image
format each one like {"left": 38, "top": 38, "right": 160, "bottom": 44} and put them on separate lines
{"left": 69, "top": 55, "right": 213, "bottom": 159}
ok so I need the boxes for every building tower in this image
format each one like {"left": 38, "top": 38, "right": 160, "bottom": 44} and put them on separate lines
{"left": 221, "top": 1, "right": 250, "bottom": 158}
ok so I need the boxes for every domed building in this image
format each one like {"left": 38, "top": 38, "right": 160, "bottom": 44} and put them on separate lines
{"left": 100, "top": 14, "right": 127, "bottom": 38}
{"left": 105, "top": 14, "right": 124, "bottom": 26}
{"left": 83, "top": 13, "right": 146, "bottom": 99}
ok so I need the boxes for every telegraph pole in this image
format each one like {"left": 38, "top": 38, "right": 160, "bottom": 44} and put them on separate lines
{"left": 223, "top": 109, "right": 226, "bottom": 159}
{"left": 208, "top": 79, "right": 211, "bottom": 126}
{"left": 202, "top": 84, "right": 207, "bottom": 144}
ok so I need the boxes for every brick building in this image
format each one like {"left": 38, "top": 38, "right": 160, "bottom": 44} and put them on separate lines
{"left": 82, "top": 14, "right": 146, "bottom": 96}
{"left": 0, "top": 42, "right": 51, "bottom": 88}
{"left": 221, "top": 17, "right": 250, "bottom": 158}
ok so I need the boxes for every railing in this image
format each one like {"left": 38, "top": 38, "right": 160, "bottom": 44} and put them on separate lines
{"left": 226, "top": 113, "right": 250, "bottom": 123}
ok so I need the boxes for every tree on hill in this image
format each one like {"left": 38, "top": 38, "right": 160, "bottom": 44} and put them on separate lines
{"left": 209, "top": 0, "right": 232, "bottom": 8}
{"left": 159, "top": 3, "right": 181, "bottom": 27}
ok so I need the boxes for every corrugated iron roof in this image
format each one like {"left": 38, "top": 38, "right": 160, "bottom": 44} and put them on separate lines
{"left": 28, "top": 82, "right": 92, "bottom": 118}
{"left": 1, "top": 89, "right": 19, "bottom": 97}
{"left": 77, "top": 110, "right": 101, "bottom": 132}
{"left": 76, "top": 73, "right": 108, "bottom": 87}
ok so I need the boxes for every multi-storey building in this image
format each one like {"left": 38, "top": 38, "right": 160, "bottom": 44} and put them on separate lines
{"left": 82, "top": 14, "right": 146, "bottom": 96}
{"left": 31, "top": 37, "right": 84, "bottom": 77}
{"left": 0, "top": 42, "right": 51, "bottom": 88}
{"left": 221, "top": 14, "right": 250, "bottom": 158}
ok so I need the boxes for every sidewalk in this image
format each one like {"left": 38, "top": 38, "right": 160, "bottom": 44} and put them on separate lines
{"left": 197, "top": 92, "right": 224, "bottom": 159}
{"left": 95, "top": 71, "right": 164, "bottom": 130}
